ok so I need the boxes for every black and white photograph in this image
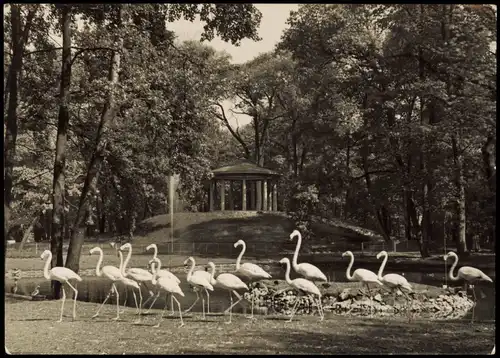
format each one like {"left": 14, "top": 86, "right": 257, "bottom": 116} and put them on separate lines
{"left": 4, "top": 3, "right": 496, "bottom": 354}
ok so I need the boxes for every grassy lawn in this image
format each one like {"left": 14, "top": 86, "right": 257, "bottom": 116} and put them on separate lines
{"left": 5, "top": 298, "right": 495, "bottom": 354}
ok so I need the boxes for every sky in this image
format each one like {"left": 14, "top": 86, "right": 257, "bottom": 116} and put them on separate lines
{"left": 167, "top": 4, "right": 299, "bottom": 129}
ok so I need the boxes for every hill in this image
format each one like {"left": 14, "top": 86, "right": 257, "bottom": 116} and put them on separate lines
{"left": 129, "top": 211, "right": 383, "bottom": 258}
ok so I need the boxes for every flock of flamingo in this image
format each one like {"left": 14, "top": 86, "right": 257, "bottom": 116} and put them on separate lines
{"left": 39, "top": 229, "right": 493, "bottom": 329}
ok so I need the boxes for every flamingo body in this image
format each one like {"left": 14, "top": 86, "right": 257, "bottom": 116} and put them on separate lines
{"left": 49, "top": 266, "right": 83, "bottom": 283}
{"left": 148, "top": 259, "right": 181, "bottom": 283}
{"left": 380, "top": 273, "right": 412, "bottom": 291}
{"left": 215, "top": 273, "right": 249, "bottom": 291}
{"left": 290, "top": 230, "right": 327, "bottom": 282}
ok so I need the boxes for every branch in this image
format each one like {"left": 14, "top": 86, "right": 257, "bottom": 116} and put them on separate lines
{"left": 12, "top": 169, "right": 52, "bottom": 187}
{"left": 351, "top": 169, "right": 395, "bottom": 181}
{"left": 212, "top": 102, "right": 251, "bottom": 158}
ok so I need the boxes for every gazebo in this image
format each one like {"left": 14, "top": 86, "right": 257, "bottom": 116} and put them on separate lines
{"left": 207, "top": 161, "right": 281, "bottom": 212}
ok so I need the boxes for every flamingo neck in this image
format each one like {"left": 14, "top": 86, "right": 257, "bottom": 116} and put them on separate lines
{"left": 118, "top": 251, "right": 125, "bottom": 276}
{"left": 209, "top": 265, "right": 216, "bottom": 282}
{"left": 235, "top": 243, "right": 246, "bottom": 270}
{"left": 151, "top": 262, "right": 158, "bottom": 285}
{"left": 187, "top": 259, "right": 195, "bottom": 280}
{"left": 94, "top": 249, "right": 104, "bottom": 277}
{"left": 292, "top": 232, "right": 302, "bottom": 269}
{"left": 122, "top": 245, "right": 133, "bottom": 274}
{"left": 345, "top": 253, "right": 354, "bottom": 281}
{"left": 155, "top": 258, "right": 162, "bottom": 271}
{"left": 448, "top": 254, "right": 459, "bottom": 281}
{"left": 284, "top": 260, "right": 292, "bottom": 285}
{"left": 43, "top": 252, "right": 52, "bottom": 280}
{"left": 377, "top": 253, "right": 388, "bottom": 279}
{"left": 153, "top": 245, "right": 158, "bottom": 261}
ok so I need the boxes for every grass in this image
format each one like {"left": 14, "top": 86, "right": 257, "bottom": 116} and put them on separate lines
{"left": 5, "top": 298, "right": 495, "bottom": 354}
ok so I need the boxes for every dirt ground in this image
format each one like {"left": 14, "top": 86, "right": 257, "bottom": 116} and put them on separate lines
{"left": 5, "top": 298, "right": 495, "bottom": 354}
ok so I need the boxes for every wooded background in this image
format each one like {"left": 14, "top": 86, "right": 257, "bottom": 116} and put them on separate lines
{"left": 4, "top": 5, "right": 496, "bottom": 280}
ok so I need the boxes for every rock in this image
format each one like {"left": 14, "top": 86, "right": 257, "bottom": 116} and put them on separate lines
{"left": 339, "top": 288, "right": 351, "bottom": 301}
{"left": 373, "top": 294, "right": 383, "bottom": 303}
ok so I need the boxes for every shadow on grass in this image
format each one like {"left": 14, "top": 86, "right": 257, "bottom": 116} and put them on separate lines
{"left": 179, "top": 317, "right": 494, "bottom": 354}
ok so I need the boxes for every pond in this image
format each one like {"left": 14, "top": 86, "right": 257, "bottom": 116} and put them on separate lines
{"left": 5, "top": 266, "right": 495, "bottom": 322}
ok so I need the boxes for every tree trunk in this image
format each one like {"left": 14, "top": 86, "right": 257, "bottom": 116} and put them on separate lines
{"left": 50, "top": 5, "right": 72, "bottom": 299}
{"left": 452, "top": 134, "right": 468, "bottom": 254}
{"left": 344, "top": 132, "right": 351, "bottom": 220}
{"left": 4, "top": 5, "right": 36, "bottom": 261}
{"left": 65, "top": 7, "right": 124, "bottom": 273}
{"left": 18, "top": 215, "right": 40, "bottom": 251}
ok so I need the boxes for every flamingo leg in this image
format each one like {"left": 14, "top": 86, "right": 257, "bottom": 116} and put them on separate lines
{"left": 112, "top": 284, "right": 121, "bottom": 321}
{"left": 136, "top": 284, "right": 143, "bottom": 315}
{"left": 169, "top": 294, "right": 175, "bottom": 316}
{"left": 471, "top": 285, "right": 477, "bottom": 324}
{"left": 58, "top": 285, "right": 66, "bottom": 323}
{"left": 141, "top": 289, "right": 153, "bottom": 308}
{"left": 317, "top": 295, "right": 324, "bottom": 321}
{"left": 145, "top": 291, "right": 161, "bottom": 313}
{"left": 401, "top": 289, "right": 413, "bottom": 321}
{"left": 201, "top": 288, "right": 209, "bottom": 319}
{"left": 224, "top": 290, "right": 244, "bottom": 313}
{"left": 173, "top": 295, "right": 184, "bottom": 327}
{"left": 366, "top": 283, "right": 373, "bottom": 317}
{"left": 184, "top": 289, "right": 200, "bottom": 314}
{"left": 225, "top": 291, "right": 233, "bottom": 324}
{"left": 121, "top": 286, "right": 128, "bottom": 314}
{"left": 153, "top": 292, "right": 169, "bottom": 328}
{"left": 92, "top": 286, "right": 114, "bottom": 318}
{"left": 287, "top": 292, "right": 302, "bottom": 322}
{"left": 205, "top": 289, "right": 210, "bottom": 315}
{"left": 65, "top": 281, "right": 79, "bottom": 320}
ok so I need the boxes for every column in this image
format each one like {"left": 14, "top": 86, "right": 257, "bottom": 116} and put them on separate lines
{"left": 209, "top": 180, "right": 214, "bottom": 212}
{"left": 268, "top": 191, "right": 272, "bottom": 211}
{"left": 272, "top": 181, "right": 278, "bottom": 211}
{"left": 220, "top": 179, "right": 225, "bottom": 211}
{"left": 242, "top": 179, "right": 247, "bottom": 211}
{"left": 256, "top": 180, "right": 262, "bottom": 211}
{"left": 250, "top": 181, "right": 256, "bottom": 210}
{"left": 228, "top": 181, "right": 234, "bottom": 210}
{"left": 262, "top": 180, "right": 268, "bottom": 212}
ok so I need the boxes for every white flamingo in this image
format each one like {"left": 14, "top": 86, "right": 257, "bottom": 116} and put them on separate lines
{"left": 89, "top": 247, "right": 140, "bottom": 321}
{"left": 234, "top": 239, "right": 272, "bottom": 319}
{"left": 279, "top": 257, "right": 324, "bottom": 322}
{"left": 40, "top": 250, "right": 82, "bottom": 322}
{"left": 144, "top": 256, "right": 181, "bottom": 315}
{"left": 119, "top": 243, "right": 155, "bottom": 316}
{"left": 376, "top": 250, "right": 413, "bottom": 318}
{"left": 142, "top": 244, "right": 180, "bottom": 312}
{"left": 444, "top": 251, "right": 493, "bottom": 323}
{"left": 183, "top": 256, "right": 214, "bottom": 319}
{"left": 342, "top": 250, "right": 383, "bottom": 317}
{"left": 207, "top": 261, "right": 249, "bottom": 324}
{"left": 150, "top": 259, "right": 185, "bottom": 328}
{"left": 290, "top": 230, "right": 328, "bottom": 282}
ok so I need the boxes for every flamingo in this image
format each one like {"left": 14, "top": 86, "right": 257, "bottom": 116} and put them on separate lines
{"left": 142, "top": 244, "right": 180, "bottom": 314}
{"left": 150, "top": 259, "right": 185, "bottom": 328}
{"left": 207, "top": 261, "right": 249, "bottom": 323}
{"left": 289, "top": 230, "right": 327, "bottom": 282}
{"left": 279, "top": 257, "right": 324, "bottom": 322}
{"left": 234, "top": 239, "right": 272, "bottom": 319}
{"left": 119, "top": 243, "right": 155, "bottom": 316}
{"left": 342, "top": 250, "right": 383, "bottom": 317}
{"left": 144, "top": 257, "right": 181, "bottom": 315}
{"left": 376, "top": 250, "right": 413, "bottom": 318}
{"left": 183, "top": 256, "right": 214, "bottom": 319}
{"left": 89, "top": 247, "right": 140, "bottom": 321}
{"left": 444, "top": 251, "right": 493, "bottom": 323}
{"left": 40, "top": 250, "right": 82, "bottom": 322}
